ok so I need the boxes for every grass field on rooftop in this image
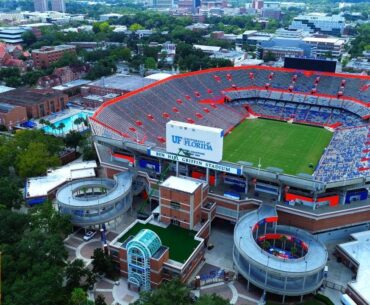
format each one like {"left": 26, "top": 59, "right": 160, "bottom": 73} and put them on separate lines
{"left": 118, "top": 223, "right": 200, "bottom": 263}
{"left": 223, "top": 119, "right": 333, "bottom": 175}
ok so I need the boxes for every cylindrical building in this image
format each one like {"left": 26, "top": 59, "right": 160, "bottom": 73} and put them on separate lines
{"left": 233, "top": 204, "right": 327, "bottom": 300}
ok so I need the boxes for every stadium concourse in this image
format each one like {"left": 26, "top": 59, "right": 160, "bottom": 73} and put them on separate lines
{"left": 91, "top": 66, "right": 370, "bottom": 234}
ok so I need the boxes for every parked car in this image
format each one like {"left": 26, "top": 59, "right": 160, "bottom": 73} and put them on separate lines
{"left": 83, "top": 230, "right": 96, "bottom": 241}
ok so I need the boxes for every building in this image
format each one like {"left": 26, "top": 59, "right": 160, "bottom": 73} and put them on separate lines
{"left": 159, "top": 42, "right": 176, "bottom": 65}
{"left": 108, "top": 175, "right": 212, "bottom": 291}
{"left": 234, "top": 204, "right": 327, "bottom": 301}
{"left": 335, "top": 231, "right": 370, "bottom": 305}
{"left": 83, "top": 74, "right": 156, "bottom": 96}
{"left": 0, "top": 88, "right": 68, "bottom": 119}
{"left": 289, "top": 13, "right": 345, "bottom": 36}
{"left": 275, "top": 28, "right": 309, "bottom": 39}
{"left": 37, "top": 65, "right": 89, "bottom": 88}
{"left": 0, "top": 27, "right": 28, "bottom": 44}
{"left": 210, "top": 49, "right": 247, "bottom": 66}
{"left": 99, "top": 13, "right": 122, "bottom": 21}
{"left": 257, "top": 38, "right": 312, "bottom": 60}
{"left": 34, "top": 0, "right": 48, "bottom": 12}
{"left": 0, "top": 102, "right": 27, "bottom": 129}
{"left": 25, "top": 161, "right": 97, "bottom": 206}
{"left": 251, "top": 0, "right": 264, "bottom": 10}
{"left": 241, "top": 30, "right": 272, "bottom": 46}
{"left": 160, "top": 176, "right": 209, "bottom": 229}
{"left": 193, "top": 44, "right": 221, "bottom": 54}
{"left": 153, "top": 0, "right": 174, "bottom": 9}
{"left": 32, "top": 45, "right": 76, "bottom": 68}
{"left": 261, "top": 8, "right": 281, "bottom": 20}
{"left": 302, "top": 36, "right": 346, "bottom": 58}
{"left": 178, "top": 0, "right": 200, "bottom": 13}
{"left": 51, "top": 0, "right": 66, "bottom": 13}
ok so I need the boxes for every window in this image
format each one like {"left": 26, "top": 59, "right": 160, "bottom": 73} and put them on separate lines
{"left": 171, "top": 219, "right": 180, "bottom": 226}
{"left": 170, "top": 201, "right": 180, "bottom": 210}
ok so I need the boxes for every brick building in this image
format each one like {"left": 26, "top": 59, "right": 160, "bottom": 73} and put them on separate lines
{"left": 32, "top": 45, "right": 76, "bottom": 68}
{"left": 37, "top": 65, "right": 89, "bottom": 88}
{"left": 0, "top": 102, "right": 27, "bottom": 129}
{"left": 0, "top": 88, "right": 68, "bottom": 119}
{"left": 109, "top": 175, "right": 214, "bottom": 291}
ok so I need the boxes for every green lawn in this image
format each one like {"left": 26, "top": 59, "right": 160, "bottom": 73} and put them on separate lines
{"left": 118, "top": 223, "right": 200, "bottom": 263}
{"left": 223, "top": 119, "right": 333, "bottom": 175}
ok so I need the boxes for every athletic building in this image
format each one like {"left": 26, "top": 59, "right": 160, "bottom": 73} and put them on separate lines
{"left": 91, "top": 66, "right": 370, "bottom": 234}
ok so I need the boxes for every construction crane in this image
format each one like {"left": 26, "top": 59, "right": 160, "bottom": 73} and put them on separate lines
{"left": 137, "top": 148, "right": 191, "bottom": 219}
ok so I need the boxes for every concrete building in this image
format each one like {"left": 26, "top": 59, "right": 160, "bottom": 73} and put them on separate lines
{"left": 257, "top": 38, "right": 312, "bottom": 60}
{"left": 275, "top": 28, "right": 309, "bottom": 39}
{"left": 0, "top": 88, "right": 68, "bottom": 119}
{"left": 32, "top": 45, "right": 76, "bottom": 68}
{"left": 0, "top": 27, "right": 28, "bottom": 44}
{"left": 34, "top": 0, "right": 48, "bottom": 12}
{"left": 303, "top": 36, "right": 346, "bottom": 58}
{"left": 51, "top": 0, "right": 66, "bottom": 13}
{"left": 99, "top": 13, "right": 123, "bottom": 21}
{"left": 153, "top": 0, "right": 174, "bottom": 9}
{"left": 289, "top": 13, "right": 345, "bottom": 36}
{"left": 0, "top": 102, "right": 27, "bottom": 129}
{"left": 84, "top": 74, "right": 156, "bottom": 96}
{"left": 336, "top": 231, "right": 370, "bottom": 305}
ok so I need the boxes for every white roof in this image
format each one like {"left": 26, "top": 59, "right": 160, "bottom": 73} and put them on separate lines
{"left": 193, "top": 44, "right": 221, "bottom": 52}
{"left": 161, "top": 176, "right": 201, "bottom": 193}
{"left": 26, "top": 161, "right": 97, "bottom": 198}
{"left": 303, "top": 37, "right": 344, "bottom": 44}
{"left": 52, "top": 79, "right": 91, "bottom": 90}
{"left": 167, "top": 120, "right": 223, "bottom": 134}
{"left": 339, "top": 230, "right": 370, "bottom": 303}
{"left": 145, "top": 72, "right": 172, "bottom": 81}
{"left": 0, "top": 85, "right": 14, "bottom": 93}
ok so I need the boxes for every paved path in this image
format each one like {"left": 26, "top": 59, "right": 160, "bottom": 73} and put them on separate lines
{"left": 64, "top": 231, "right": 139, "bottom": 305}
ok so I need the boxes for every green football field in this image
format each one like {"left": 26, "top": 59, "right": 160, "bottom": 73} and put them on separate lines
{"left": 223, "top": 119, "right": 333, "bottom": 175}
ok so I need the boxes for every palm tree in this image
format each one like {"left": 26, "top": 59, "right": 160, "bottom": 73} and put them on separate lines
{"left": 39, "top": 118, "right": 46, "bottom": 127}
{"left": 50, "top": 123, "right": 56, "bottom": 135}
{"left": 58, "top": 122, "right": 65, "bottom": 136}
{"left": 261, "top": 240, "right": 271, "bottom": 251}
{"left": 279, "top": 235, "right": 287, "bottom": 251}
{"left": 74, "top": 117, "right": 83, "bottom": 131}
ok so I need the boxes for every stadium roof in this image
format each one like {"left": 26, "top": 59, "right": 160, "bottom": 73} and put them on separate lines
{"left": 89, "top": 74, "right": 156, "bottom": 92}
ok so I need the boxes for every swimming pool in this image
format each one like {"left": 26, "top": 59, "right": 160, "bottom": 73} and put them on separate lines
{"left": 42, "top": 111, "right": 93, "bottom": 136}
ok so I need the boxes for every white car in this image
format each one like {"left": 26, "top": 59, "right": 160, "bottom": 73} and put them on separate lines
{"left": 83, "top": 230, "right": 96, "bottom": 241}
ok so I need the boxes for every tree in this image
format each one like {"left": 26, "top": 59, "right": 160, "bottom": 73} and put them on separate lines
{"left": 21, "top": 30, "right": 37, "bottom": 46}
{"left": 129, "top": 23, "right": 144, "bottom": 31}
{"left": 196, "top": 294, "right": 230, "bottom": 305}
{"left": 0, "top": 177, "right": 23, "bottom": 209}
{"left": 64, "top": 130, "right": 84, "bottom": 151}
{"left": 16, "top": 142, "right": 60, "bottom": 178}
{"left": 65, "top": 259, "right": 96, "bottom": 291}
{"left": 5, "top": 76, "right": 23, "bottom": 87}
{"left": 91, "top": 248, "right": 116, "bottom": 278}
{"left": 29, "top": 200, "right": 72, "bottom": 236}
{"left": 70, "top": 288, "right": 87, "bottom": 305}
{"left": 144, "top": 57, "right": 157, "bottom": 69}
{"left": 95, "top": 295, "right": 107, "bottom": 305}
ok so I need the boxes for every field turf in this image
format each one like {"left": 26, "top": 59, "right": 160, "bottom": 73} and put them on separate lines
{"left": 223, "top": 119, "right": 333, "bottom": 175}
{"left": 118, "top": 223, "right": 200, "bottom": 263}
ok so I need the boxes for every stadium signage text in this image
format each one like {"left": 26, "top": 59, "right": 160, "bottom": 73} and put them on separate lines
{"left": 166, "top": 121, "right": 223, "bottom": 162}
{"left": 171, "top": 136, "right": 213, "bottom": 151}
{"left": 149, "top": 150, "right": 242, "bottom": 175}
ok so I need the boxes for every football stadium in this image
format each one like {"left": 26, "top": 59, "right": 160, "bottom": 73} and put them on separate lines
{"left": 90, "top": 65, "right": 370, "bottom": 234}
{"left": 88, "top": 65, "right": 370, "bottom": 300}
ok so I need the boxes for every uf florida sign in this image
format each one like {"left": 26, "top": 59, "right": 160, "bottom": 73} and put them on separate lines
{"left": 166, "top": 121, "right": 223, "bottom": 162}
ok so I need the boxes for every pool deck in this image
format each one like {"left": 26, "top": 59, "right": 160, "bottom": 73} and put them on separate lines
{"left": 37, "top": 108, "right": 94, "bottom": 135}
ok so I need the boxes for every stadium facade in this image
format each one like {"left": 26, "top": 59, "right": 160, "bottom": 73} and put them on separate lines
{"left": 90, "top": 66, "right": 370, "bottom": 234}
